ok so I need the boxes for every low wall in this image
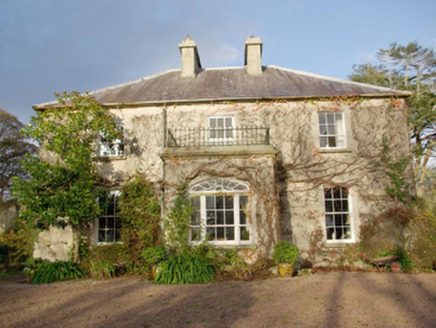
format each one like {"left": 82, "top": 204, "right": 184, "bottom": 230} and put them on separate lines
{"left": 33, "top": 226, "right": 74, "bottom": 262}
{"left": 0, "top": 200, "right": 18, "bottom": 234}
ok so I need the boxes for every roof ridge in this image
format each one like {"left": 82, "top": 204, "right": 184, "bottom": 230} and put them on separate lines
{"left": 267, "top": 65, "right": 411, "bottom": 95}
{"left": 203, "top": 66, "right": 244, "bottom": 71}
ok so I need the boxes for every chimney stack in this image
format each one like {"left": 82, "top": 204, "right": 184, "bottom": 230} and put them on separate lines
{"left": 244, "top": 36, "right": 263, "bottom": 75}
{"left": 179, "top": 35, "right": 202, "bottom": 78}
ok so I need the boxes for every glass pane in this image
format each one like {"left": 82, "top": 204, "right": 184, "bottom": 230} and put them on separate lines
{"left": 325, "top": 200, "right": 333, "bottom": 212}
{"left": 107, "top": 201, "right": 115, "bottom": 216}
{"left": 206, "top": 227, "right": 215, "bottom": 241}
{"left": 327, "top": 113, "right": 335, "bottom": 124}
{"left": 333, "top": 188, "right": 341, "bottom": 199}
{"left": 206, "top": 196, "right": 214, "bottom": 209}
{"left": 216, "top": 196, "right": 224, "bottom": 209}
{"left": 99, "top": 217, "right": 107, "bottom": 229}
{"left": 226, "top": 210, "right": 234, "bottom": 225}
{"left": 240, "top": 196, "right": 248, "bottom": 208}
{"left": 328, "top": 136, "right": 336, "bottom": 147}
{"left": 217, "top": 211, "right": 224, "bottom": 225}
{"left": 226, "top": 227, "right": 235, "bottom": 240}
{"left": 318, "top": 113, "right": 326, "bottom": 124}
{"left": 342, "top": 200, "right": 348, "bottom": 212}
{"left": 98, "top": 231, "right": 106, "bottom": 243}
{"left": 324, "top": 188, "right": 332, "bottom": 199}
{"left": 240, "top": 210, "right": 246, "bottom": 225}
{"left": 226, "top": 128, "right": 233, "bottom": 139}
{"left": 335, "top": 227, "right": 343, "bottom": 240}
{"left": 107, "top": 217, "right": 115, "bottom": 229}
{"left": 206, "top": 211, "right": 216, "bottom": 225}
{"left": 225, "top": 117, "right": 233, "bottom": 127}
{"left": 209, "top": 119, "right": 216, "bottom": 128}
{"left": 217, "top": 227, "right": 225, "bottom": 240}
{"left": 217, "top": 118, "right": 224, "bottom": 128}
{"left": 320, "top": 137, "right": 328, "bottom": 148}
{"left": 225, "top": 196, "right": 233, "bottom": 209}
{"left": 319, "top": 125, "right": 328, "bottom": 135}
{"left": 326, "top": 227, "right": 334, "bottom": 240}
{"left": 192, "top": 196, "right": 200, "bottom": 208}
{"left": 191, "top": 211, "right": 201, "bottom": 225}
{"left": 107, "top": 230, "right": 114, "bottom": 242}
{"left": 335, "top": 214, "right": 344, "bottom": 226}
{"left": 327, "top": 124, "right": 336, "bottom": 135}
{"left": 333, "top": 199, "right": 341, "bottom": 212}
{"left": 325, "top": 214, "right": 333, "bottom": 227}
{"left": 240, "top": 227, "right": 250, "bottom": 241}
{"left": 191, "top": 227, "right": 201, "bottom": 241}
{"left": 344, "top": 227, "right": 351, "bottom": 239}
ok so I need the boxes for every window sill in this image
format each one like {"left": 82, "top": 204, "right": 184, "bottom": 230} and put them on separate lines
{"left": 317, "top": 148, "right": 352, "bottom": 154}
{"left": 190, "top": 242, "right": 254, "bottom": 249}
{"left": 95, "top": 155, "right": 126, "bottom": 162}
{"left": 96, "top": 241, "right": 123, "bottom": 246}
{"left": 324, "top": 241, "right": 354, "bottom": 248}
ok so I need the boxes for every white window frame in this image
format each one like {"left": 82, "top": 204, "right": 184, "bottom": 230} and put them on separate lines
{"left": 95, "top": 190, "right": 122, "bottom": 244}
{"left": 323, "top": 187, "right": 354, "bottom": 244}
{"left": 207, "top": 116, "right": 235, "bottom": 145}
{"left": 318, "top": 112, "right": 346, "bottom": 149}
{"left": 190, "top": 179, "right": 252, "bottom": 246}
{"left": 99, "top": 122, "right": 124, "bottom": 157}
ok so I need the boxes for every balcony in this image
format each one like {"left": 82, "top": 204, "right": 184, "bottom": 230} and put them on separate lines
{"left": 166, "top": 126, "right": 270, "bottom": 147}
{"left": 161, "top": 126, "right": 276, "bottom": 158}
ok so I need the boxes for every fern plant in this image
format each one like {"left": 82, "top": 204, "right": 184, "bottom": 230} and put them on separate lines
{"left": 155, "top": 253, "right": 215, "bottom": 284}
{"left": 30, "top": 261, "right": 83, "bottom": 284}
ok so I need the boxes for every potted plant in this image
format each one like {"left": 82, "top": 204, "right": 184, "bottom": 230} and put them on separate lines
{"left": 273, "top": 240, "right": 299, "bottom": 277}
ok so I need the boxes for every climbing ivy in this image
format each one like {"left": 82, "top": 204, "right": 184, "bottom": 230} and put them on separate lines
{"left": 164, "top": 183, "right": 194, "bottom": 253}
{"left": 118, "top": 173, "right": 161, "bottom": 266}
{"left": 382, "top": 134, "right": 415, "bottom": 205}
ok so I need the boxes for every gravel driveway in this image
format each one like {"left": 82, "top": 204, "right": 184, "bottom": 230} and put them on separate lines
{"left": 1, "top": 272, "right": 435, "bottom": 327}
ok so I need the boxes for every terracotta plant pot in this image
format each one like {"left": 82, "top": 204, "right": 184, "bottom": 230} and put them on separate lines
{"left": 278, "top": 263, "right": 294, "bottom": 277}
{"left": 391, "top": 262, "right": 402, "bottom": 273}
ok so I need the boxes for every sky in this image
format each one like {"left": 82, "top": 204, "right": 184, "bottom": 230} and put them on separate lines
{"left": 1, "top": 0, "right": 435, "bottom": 124}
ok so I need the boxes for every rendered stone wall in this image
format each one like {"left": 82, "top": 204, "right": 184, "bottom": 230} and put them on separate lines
{"left": 94, "top": 98, "right": 410, "bottom": 263}
{"left": 0, "top": 201, "right": 18, "bottom": 234}
{"left": 162, "top": 155, "right": 280, "bottom": 259}
{"left": 33, "top": 226, "right": 74, "bottom": 262}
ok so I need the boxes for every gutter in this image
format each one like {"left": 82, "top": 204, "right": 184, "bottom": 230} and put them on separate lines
{"left": 33, "top": 93, "right": 412, "bottom": 111}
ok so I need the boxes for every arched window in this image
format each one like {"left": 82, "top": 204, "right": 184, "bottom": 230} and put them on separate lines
{"left": 190, "top": 179, "right": 251, "bottom": 246}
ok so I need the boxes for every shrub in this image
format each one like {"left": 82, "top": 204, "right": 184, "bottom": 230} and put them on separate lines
{"left": 409, "top": 190, "right": 436, "bottom": 269}
{"left": 88, "top": 260, "right": 116, "bottom": 279}
{"left": 0, "top": 221, "right": 37, "bottom": 266}
{"left": 155, "top": 252, "right": 215, "bottom": 284}
{"left": 118, "top": 174, "right": 161, "bottom": 264}
{"left": 141, "top": 245, "right": 167, "bottom": 269}
{"left": 273, "top": 241, "right": 299, "bottom": 265}
{"left": 30, "top": 261, "right": 83, "bottom": 284}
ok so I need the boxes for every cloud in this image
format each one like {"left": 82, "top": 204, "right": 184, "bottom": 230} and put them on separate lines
{"left": 0, "top": 0, "right": 257, "bottom": 123}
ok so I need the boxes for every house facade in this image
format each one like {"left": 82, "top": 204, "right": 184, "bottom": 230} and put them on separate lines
{"left": 35, "top": 37, "right": 411, "bottom": 264}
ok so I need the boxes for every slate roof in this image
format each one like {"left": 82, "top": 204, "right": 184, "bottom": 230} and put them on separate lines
{"left": 35, "top": 65, "right": 410, "bottom": 109}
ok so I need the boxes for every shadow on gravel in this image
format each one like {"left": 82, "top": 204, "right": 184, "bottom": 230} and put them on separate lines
{"left": 356, "top": 273, "right": 436, "bottom": 326}
{"left": 4, "top": 278, "right": 254, "bottom": 327}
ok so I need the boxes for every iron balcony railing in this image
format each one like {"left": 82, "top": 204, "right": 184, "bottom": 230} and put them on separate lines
{"left": 166, "top": 126, "right": 270, "bottom": 148}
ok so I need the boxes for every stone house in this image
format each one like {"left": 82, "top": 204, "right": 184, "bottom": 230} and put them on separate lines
{"left": 35, "top": 37, "right": 411, "bottom": 263}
